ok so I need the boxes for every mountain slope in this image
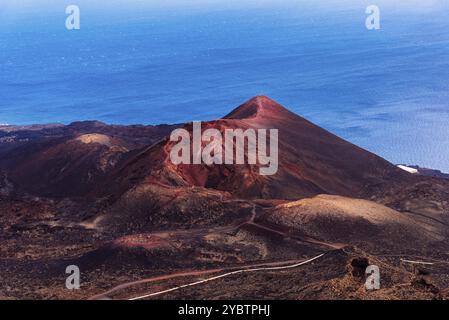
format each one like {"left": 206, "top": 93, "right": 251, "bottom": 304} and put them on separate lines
{"left": 102, "top": 96, "right": 407, "bottom": 200}
{"left": 0, "top": 122, "right": 178, "bottom": 197}
{"left": 261, "top": 194, "right": 445, "bottom": 250}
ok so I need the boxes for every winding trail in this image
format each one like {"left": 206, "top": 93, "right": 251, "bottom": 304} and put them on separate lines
{"left": 89, "top": 268, "right": 224, "bottom": 300}
{"left": 128, "top": 253, "right": 325, "bottom": 301}
{"left": 89, "top": 255, "right": 327, "bottom": 300}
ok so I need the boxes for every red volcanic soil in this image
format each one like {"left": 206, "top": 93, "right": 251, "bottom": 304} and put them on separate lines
{"left": 1, "top": 96, "right": 449, "bottom": 300}
{"left": 101, "top": 96, "right": 407, "bottom": 200}
{"left": 0, "top": 122, "right": 178, "bottom": 197}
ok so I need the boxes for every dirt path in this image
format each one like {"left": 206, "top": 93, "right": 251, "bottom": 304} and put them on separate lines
{"left": 247, "top": 221, "right": 345, "bottom": 250}
{"left": 128, "top": 253, "right": 326, "bottom": 300}
{"left": 90, "top": 254, "right": 326, "bottom": 300}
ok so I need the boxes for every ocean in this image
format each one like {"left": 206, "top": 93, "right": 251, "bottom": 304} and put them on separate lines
{"left": 1, "top": 0, "right": 449, "bottom": 171}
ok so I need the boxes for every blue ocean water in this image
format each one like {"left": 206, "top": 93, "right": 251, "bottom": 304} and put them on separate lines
{"left": 1, "top": 1, "right": 449, "bottom": 171}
